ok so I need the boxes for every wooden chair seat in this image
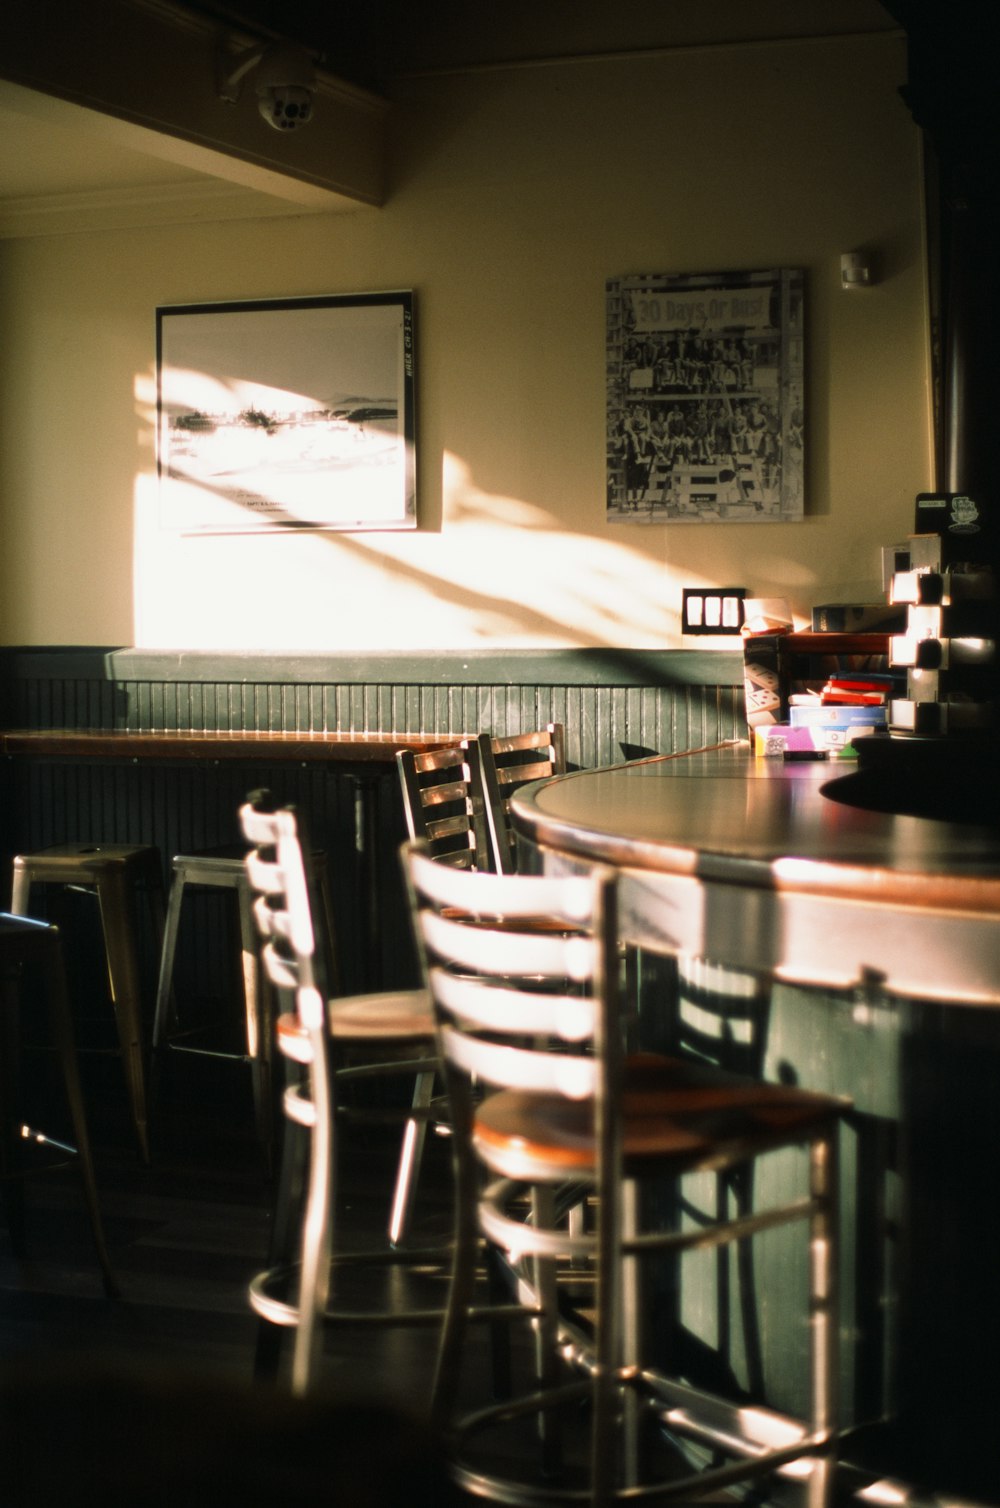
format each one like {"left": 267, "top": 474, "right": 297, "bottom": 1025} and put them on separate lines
{"left": 474, "top": 1052, "right": 845, "bottom": 1178}
{"left": 275, "top": 991, "right": 434, "bottom": 1053}
{"left": 329, "top": 988, "right": 435, "bottom": 1040}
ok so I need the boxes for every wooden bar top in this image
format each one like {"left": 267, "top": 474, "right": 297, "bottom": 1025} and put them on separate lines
{"left": 511, "top": 740, "right": 1000, "bottom": 915}
{"left": 0, "top": 728, "right": 462, "bottom": 764}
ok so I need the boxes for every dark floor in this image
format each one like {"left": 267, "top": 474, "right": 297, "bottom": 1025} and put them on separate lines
{"left": 0, "top": 1048, "right": 468, "bottom": 1505}
{"left": 0, "top": 1047, "right": 753, "bottom": 1506}
{"left": 1, "top": 1042, "right": 957, "bottom": 1508}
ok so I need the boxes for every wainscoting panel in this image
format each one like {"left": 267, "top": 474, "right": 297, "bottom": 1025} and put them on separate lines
{"left": 2, "top": 647, "right": 745, "bottom": 994}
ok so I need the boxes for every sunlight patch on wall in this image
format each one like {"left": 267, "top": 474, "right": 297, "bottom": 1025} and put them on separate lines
{"left": 134, "top": 384, "right": 745, "bottom": 650}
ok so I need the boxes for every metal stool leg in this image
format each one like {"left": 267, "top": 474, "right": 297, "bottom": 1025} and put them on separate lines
{"left": 387, "top": 1068, "right": 435, "bottom": 1248}
{"left": 95, "top": 871, "right": 150, "bottom": 1164}
{"left": 41, "top": 936, "right": 120, "bottom": 1298}
{"left": 152, "top": 865, "right": 187, "bottom": 1054}
{"left": 10, "top": 859, "right": 30, "bottom": 918}
{"left": 1, "top": 917, "right": 119, "bottom": 1298}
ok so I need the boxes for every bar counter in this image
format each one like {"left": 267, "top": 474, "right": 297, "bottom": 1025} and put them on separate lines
{"left": 512, "top": 741, "right": 1000, "bottom": 1500}
{"left": 0, "top": 727, "right": 458, "bottom": 763}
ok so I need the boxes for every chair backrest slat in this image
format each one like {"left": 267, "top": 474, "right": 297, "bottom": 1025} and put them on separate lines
{"left": 404, "top": 839, "right": 619, "bottom": 1115}
{"left": 396, "top": 744, "right": 487, "bottom": 869}
{"left": 239, "top": 794, "right": 330, "bottom": 1018}
{"left": 476, "top": 724, "right": 566, "bottom": 874}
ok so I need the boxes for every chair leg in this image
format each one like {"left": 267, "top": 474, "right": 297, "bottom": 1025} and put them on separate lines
{"left": 290, "top": 1036, "right": 334, "bottom": 1397}
{"left": 95, "top": 873, "right": 150, "bottom": 1163}
{"left": 733, "top": 1163, "right": 766, "bottom": 1399}
{"left": 807, "top": 1129, "right": 840, "bottom": 1508}
{"left": 254, "top": 1084, "right": 307, "bottom": 1381}
{"left": 431, "top": 1094, "right": 479, "bottom": 1431}
{"left": 387, "top": 1069, "right": 435, "bottom": 1247}
{"left": 237, "top": 876, "right": 276, "bottom": 1164}
{"left": 42, "top": 941, "right": 120, "bottom": 1299}
{"left": 9, "top": 861, "right": 31, "bottom": 918}
{"left": 529, "top": 1185, "right": 564, "bottom": 1478}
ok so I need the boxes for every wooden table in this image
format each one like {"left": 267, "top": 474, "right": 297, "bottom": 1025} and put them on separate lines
{"left": 0, "top": 727, "right": 464, "bottom": 989}
{"left": 511, "top": 741, "right": 1000, "bottom": 1499}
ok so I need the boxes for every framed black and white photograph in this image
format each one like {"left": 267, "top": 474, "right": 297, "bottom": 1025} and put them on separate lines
{"left": 157, "top": 292, "right": 415, "bottom": 532}
{"left": 606, "top": 268, "right": 804, "bottom": 523}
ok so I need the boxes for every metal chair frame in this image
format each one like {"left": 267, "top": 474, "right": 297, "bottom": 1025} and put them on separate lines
{"left": 240, "top": 794, "right": 447, "bottom": 1396}
{"left": 405, "top": 841, "right": 846, "bottom": 1508}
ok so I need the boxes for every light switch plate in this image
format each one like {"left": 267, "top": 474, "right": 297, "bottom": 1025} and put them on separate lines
{"left": 682, "top": 587, "right": 746, "bottom": 634}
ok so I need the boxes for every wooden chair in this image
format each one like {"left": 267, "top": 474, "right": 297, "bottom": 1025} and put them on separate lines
{"left": 404, "top": 840, "right": 847, "bottom": 1508}
{"left": 396, "top": 741, "right": 490, "bottom": 870}
{"left": 476, "top": 724, "right": 566, "bottom": 874}
{"left": 0, "top": 913, "right": 118, "bottom": 1297}
{"left": 396, "top": 726, "right": 566, "bottom": 878}
{"left": 240, "top": 792, "right": 446, "bottom": 1396}
{"left": 394, "top": 732, "right": 573, "bottom": 1244}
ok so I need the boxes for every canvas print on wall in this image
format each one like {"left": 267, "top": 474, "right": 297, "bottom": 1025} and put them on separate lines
{"left": 606, "top": 268, "right": 804, "bottom": 523}
{"left": 157, "top": 292, "right": 415, "bottom": 532}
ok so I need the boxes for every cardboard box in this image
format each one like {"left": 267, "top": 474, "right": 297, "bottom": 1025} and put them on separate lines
{"left": 789, "top": 703, "right": 887, "bottom": 749}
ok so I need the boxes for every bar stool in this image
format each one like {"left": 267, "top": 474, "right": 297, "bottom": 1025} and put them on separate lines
{"left": 152, "top": 846, "right": 338, "bottom": 1163}
{"left": 0, "top": 913, "right": 118, "bottom": 1296}
{"left": 240, "top": 794, "right": 453, "bottom": 1396}
{"left": 10, "top": 843, "right": 165, "bottom": 1164}
{"left": 405, "top": 842, "right": 848, "bottom": 1508}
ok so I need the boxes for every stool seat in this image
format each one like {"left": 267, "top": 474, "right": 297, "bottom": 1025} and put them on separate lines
{"left": 0, "top": 913, "right": 118, "bottom": 1297}
{"left": 12, "top": 844, "right": 161, "bottom": 882}
{"left": 10, "top": 843, "right": 165, "bottom": 1164}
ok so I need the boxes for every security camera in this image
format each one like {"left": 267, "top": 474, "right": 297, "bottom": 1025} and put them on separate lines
{"left": 218, "top": 41, "right": 316, "bottom": 132}
{"left": 254, "top": 44, "right": 316, "bottom": 132}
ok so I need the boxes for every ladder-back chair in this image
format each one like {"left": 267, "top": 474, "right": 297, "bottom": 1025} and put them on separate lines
{"left": 241, "top": 793, "right": 445, "bottom": 1395}
{"left": 404, "top": 840, "right": 847, "bottom": 1508}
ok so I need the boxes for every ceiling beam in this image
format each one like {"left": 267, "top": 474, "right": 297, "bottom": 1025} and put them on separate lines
{"left": 4, "top": 0, "right": 388, "bottom": 210}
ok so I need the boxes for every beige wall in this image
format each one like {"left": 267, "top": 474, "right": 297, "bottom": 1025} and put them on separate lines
{"left": 0, "top": 26, "right": 931, "bottom": 651}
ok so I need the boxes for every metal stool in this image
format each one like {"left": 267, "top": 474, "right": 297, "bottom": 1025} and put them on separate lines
{"left": 10, "top": 843, "right": 165, "bottom": 1165}
{"left": 0, "top": 913, "right": 118, "bottom": 1296}
{"left": 152, "top": 847, "right": 337, "bottom": 1162}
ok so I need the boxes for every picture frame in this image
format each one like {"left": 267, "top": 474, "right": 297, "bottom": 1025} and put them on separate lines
{"left": 157, "top": 292, "right": 416, "bottom": 532}
{"left": 606, "top": 268, "right": 804, "bottom": 523}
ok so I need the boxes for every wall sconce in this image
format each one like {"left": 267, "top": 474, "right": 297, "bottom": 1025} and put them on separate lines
{"left": 218, "top": 41, "right": 317, "bottom": 132}
{"left": 840, "top": 250, "right": 873, "bottom": 289}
